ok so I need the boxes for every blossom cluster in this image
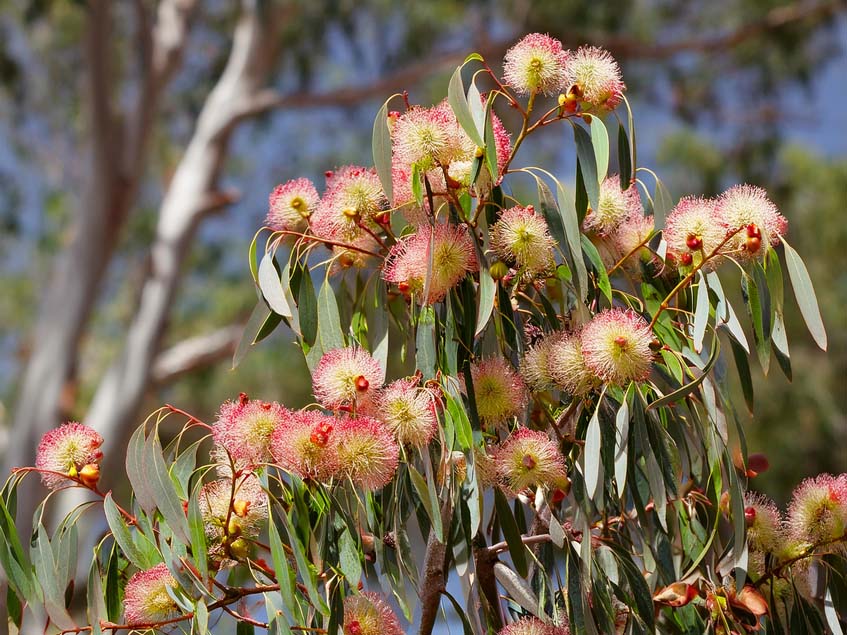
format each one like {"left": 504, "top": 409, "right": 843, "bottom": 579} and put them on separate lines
{"left": 745, "top": 474, "right": 847, "bottom": 570}
{"left": 520, "top": 308, "right": 655, "bottom": 396}
{"left": 664, "top": 184, "right": 787, "bottom": 268}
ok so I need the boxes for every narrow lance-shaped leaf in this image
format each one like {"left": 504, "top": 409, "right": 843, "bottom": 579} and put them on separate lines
{"left": 617, "top": 123, "right": 632, "bottom": 190}
{"left": 584, "top": 397, "right": 603, "bottom": 501}
{"left": 318, "top": 276, "right": 345, "bottom": 352}
{"left": 590, "top": 116, "right": 609, "bottom": 180}
{"left": 258, "top": 252, "right": 293, "bottom": 318}
{"left": 448, "top": 64, "right": 484, "bottom": 147}
{"left": 783, "top": 236, "right": 827, "bottom": 350}
{"left": 693, "top": 271, "right": 709, "bottom": 353}
{"left": 494, "top": 488, "right": 528, "bottom": 578}
{"left": 372, "top": 100, "right": 394, "bottom": 203}
{"left": 614, "top": 389, "right": 631, "bottom": 498}
{"left": 581, "top": 235, "right": 612, "bottom": 304}
{"left": 145, "top": 428, "right": 191, "bottom": 545}
{"left": 573, "top": 124, "right": 600, "bottom": 212}
{"left": 556, "top": 182, "right": 589, "bottom": 301}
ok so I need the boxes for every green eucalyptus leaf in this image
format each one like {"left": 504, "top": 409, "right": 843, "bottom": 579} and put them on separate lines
{"left": 318, "top": 277, "right": 345, "bottom": 352}
{"left": 574, "top": 124, "right": 600, "bottom": 212}
{"left": 783, "top": 237, "right": 827, "bottom": 350}
{"left": 618, "top": 123, "right": 632, "bottom": 190}
{"left": 372, "top": 101, "right": 394, "bottom": 204}
{"left": 448, "top": 64, "right": 484, "bottom": 148}
{"left": 556, "top": 182, "right": 589, "bottom": 301}
{"left": 693, "top": 271, "right": 709, "bottom": 353}
{"left": 104, "top": 493, "right": 156, "bottom": 570}
{"left": 258, "top": 252, "right": 293, "bottom": 318}
{"left": 584, "top": 398, "right": 603, "bottom": 501}
{"left": 494, "top": 488, "right": 528, "bottom": 578}
{"left": 493, "top": 562, "right": 541, "bottom": 617}
{"left": 590, "top": 116, "right": 609, "bottom": 180}
{"left": 297, "top": 269, "right": 318, "bottom": 348}
{"left": 146, "top": 429, "right": 191, "bottom": 545}
{"left": 187, "top": 483, "right": 209, "bottom": 583}
{"left": 416, "top": 305, "right": 437, "bottom": 380}
{"left": 581, "top": 235, "right": 611, "bottom": 304}
{"left": 338, "top": 528, "right": 362, "bottom": 587}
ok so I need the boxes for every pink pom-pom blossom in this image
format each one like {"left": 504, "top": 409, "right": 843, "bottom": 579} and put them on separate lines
{"left": 211, "top": 393, "right": 287, "bottom": 470}
{"left": 383, "top": 223, "right": 478, "bottom": 304}
{"left": 266, "top": 178, "right": 319, "bottom": 233}
{"left": 494, "top": 427, "right": 568, "bottom": 495}
{"left": 716, "top": 184, "right": 787, "bottom": 260}
{"left": 312, "top": 347, "right": 385, "bottom": 410}
{"left": 663, "top": 196, "right": 727, "bottom": 269}
{"left": 343, "top": 591, "right": 404, "bottom": 635}
{"left": 35, "top": 422, "right": 104, "bottom": 490}
{"left": 564, "top": 46, "right": 626, "bottom": 112}
{"left": 499, "top": 616, "right": 570, "bottom": 635}
{"left": 470, "top": 356, "right": 528, "bottom": 427}
{"left": 310, "top": 166, "right": 386, "bottom": 242}
{"left": 492, "top": 205, "right": 557, "bottom": 279}
{"left": 374, "top": 377, "right": 440, "bottom": 448}
{"left": 787, "top": 473, "right": 847, "bottom": 548}
{"left": 199, "top": 473, "right": 269, "bottom": 561}
{"left": 581, "top": 309, "right": 653, "bottom": 385}
{"left": 547, "top": 331, "right": 601, "bottom": 397}
{"left": 123, "top": 563, "right": 180, "bottom": 626}
{"left": 583, "top": 176, "right": 642, "bottom": 236}
{"left": 335, "top": 417, "right": 400, "bottom": 491}
{"left": 503, "top": 33, "right": 570, "bottom": 96}
{"left": 270, "top": 410, "right": 341, "bottom": 482}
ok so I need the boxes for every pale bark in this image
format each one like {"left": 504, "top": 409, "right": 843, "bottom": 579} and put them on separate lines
{"left": 3, "top": 0, "right": 196, "bottom": 517}
{"left": 85, "top": 0, "right": 285, "bottom": 469}
{"left": 151, "top": 324, "right": 243, "bottom": 384}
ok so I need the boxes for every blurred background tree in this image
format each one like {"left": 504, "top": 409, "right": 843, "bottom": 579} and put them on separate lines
{"left": 0, "top": 0, "right": 843, "bottom": 542}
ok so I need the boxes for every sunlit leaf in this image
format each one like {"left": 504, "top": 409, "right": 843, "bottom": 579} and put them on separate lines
{"left": 590, "top": 116, "right": 609, "bottom": 180}
{"left": 783, "top": 237, "right": 827, "bottom": 350}
{"left": 494, "top": 488, "right": 528, "bottom": 578}
{"left": 574, "top": 124, "right": 599, "bottom": 212}
{"left": 318, "top": 276, "right": 345, "bottom": 352}
{"left": 372, "top": 100, "right": 394, "bottom": 204}
{"left": 693, "top": 271, "right": 709, "bottom": 353}
{"left": 448, "top": 64, "right": 484, "bottom": 148}
{"left": 258, "top": 252, "right": 293, "bottom": 318}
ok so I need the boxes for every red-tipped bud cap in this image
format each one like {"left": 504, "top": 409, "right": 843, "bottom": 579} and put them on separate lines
{"left": 232, "top": 499, "right": 251, "bottom": 518}
{"left": 746, "top": 223, "right": 761, "bottom": 239}
{"left": 680, "top": 252, "right": 694, "bottom": 266}
{"left": 355, "top": 375, "right": 370, "bottom": 392}
{"left": 685, "top": 234, "right": 703, "bottom": 251}
{"left": 79, "top": 463, "right": 100, "bottom": 489}
{"left": 744, "top": 506, "right": 757, "bottom": 527}
{"left": 745, "top": 236, "right": 762, "bottom": 254}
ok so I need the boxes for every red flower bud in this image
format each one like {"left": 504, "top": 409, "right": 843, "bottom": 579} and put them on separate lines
{"left": 355, "top": 375, "right": 370, "bottom": 392}
{"left": 680, "top": 252, "right": 694, "bottom": 266}
{"left": 744, "top": 506, "right": 757, "bottom": 527}
{"left": 746, "top": 223, "right": 761, "bottom": 239}
{"left": 745, "top": 236, "right": 762, "bottom": 254}
{"left": 685, "top": 234, "right": 703, "bottom": 251}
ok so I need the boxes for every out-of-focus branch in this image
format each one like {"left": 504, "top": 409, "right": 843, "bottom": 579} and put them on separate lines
{"left": 85, "top": 0, "right": 287, "bottom": 472}
{"left": 151, "top": 325, "right": 243, "bottom": 385}
{"left": 240, "top": 0, "right": 841, "bottom": 118}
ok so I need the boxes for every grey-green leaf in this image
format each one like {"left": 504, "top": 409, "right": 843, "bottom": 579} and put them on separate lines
{"left": 318, "top": 277, "right": 345, "bottom": 352}
{"left": 574, "top": 124, "right": 600, "bottom": 212}
{"left": 258, "top": 252, "right": 292, "bottom": 318}
{"left": 372, "top": 101, "right": 394, "bottom": 204}
{"left": 783, "top": 237, "right": 827, "bottom": 351}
